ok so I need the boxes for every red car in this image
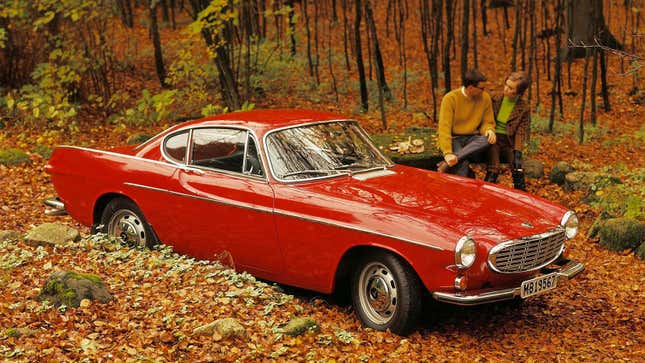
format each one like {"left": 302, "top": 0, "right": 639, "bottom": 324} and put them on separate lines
{"left": 45, "top": 109, "right": 584, "bottom": 335}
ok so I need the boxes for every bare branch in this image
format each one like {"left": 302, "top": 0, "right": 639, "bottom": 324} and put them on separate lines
{"left": 567, "top": 37, "right": 644, "bottom": 61}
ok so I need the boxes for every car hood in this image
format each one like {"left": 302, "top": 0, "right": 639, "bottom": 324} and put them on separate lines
{"left": 297, "top": 165, "right": 567, "bottom": 250}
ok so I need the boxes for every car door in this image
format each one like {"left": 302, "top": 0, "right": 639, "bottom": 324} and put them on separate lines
{"left": 172, "top": 127, "right": 282, "bottom": 276}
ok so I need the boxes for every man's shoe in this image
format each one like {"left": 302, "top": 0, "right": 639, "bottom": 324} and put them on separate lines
{"left": 436, "top": 161, "right": 449, "bottom": 173}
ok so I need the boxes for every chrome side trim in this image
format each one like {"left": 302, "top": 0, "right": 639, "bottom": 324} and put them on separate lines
{"left": 272, "top": 209, "right": 443, "bottom": 251}
{"left": 124, "top": 182, "right": 274, "bottom": 214}
{"left": 57, "top": 146, "right": 195, "bottom": 172}
{"left": 432, "top": 259, "right": 585, "bottom": 306}
{"left": 124, "top": 182, "right": 443, "bottom": 251}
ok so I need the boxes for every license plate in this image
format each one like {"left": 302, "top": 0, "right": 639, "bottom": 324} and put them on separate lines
{"left": 520, "top": 273, "right": 558, "bottom": 299}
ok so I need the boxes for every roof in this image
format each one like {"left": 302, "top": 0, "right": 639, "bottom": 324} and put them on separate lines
{"left": 178, "top": 109, "right": 351, "bottom": 133}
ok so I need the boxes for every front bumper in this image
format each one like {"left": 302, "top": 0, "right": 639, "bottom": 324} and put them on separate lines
{"left": 432, "top": 259, "right": 585, "bottom": 306}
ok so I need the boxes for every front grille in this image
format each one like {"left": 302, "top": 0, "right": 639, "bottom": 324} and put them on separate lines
{"left": 488, "top": 228, "right": 566, "bottom": 273}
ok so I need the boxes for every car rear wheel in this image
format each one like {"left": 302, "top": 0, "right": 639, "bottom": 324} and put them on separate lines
{"left": 351, "top": 251, "right": 423, "bottom": 335}
{"left": 99, "top": 197, "right": 157, "bottom": 248}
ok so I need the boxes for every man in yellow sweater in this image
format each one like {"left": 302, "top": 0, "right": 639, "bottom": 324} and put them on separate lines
{"left": 437, "top": 69, "right": 496, "bottom": 177}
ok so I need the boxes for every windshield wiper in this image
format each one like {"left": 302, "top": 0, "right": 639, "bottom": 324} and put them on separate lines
{"left": 280, "top": 169, "right": 352, "bottom": 178}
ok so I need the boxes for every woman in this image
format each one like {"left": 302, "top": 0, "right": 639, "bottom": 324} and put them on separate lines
{"left": 485, "top": 71, "right": 530, "bottom": 190}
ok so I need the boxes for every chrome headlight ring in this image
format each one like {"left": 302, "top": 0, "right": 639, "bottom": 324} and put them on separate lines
{"left": 455, "top": 236, "right": 477, "bottom": 270}
{"left": 560, "top": 211, "right": 579, "bottom": 239}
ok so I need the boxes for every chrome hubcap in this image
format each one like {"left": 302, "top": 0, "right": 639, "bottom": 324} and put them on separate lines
{"left": 358, "top": 262, "right": 397, "bottom": 325}
{"left": 108, "top": 209, "right": 147, "bottom": 247}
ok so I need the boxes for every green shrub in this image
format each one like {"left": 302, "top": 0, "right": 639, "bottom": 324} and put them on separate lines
{"left": 0, "top": 148, "right": 30, "bottom": 166}
{"left": 33, "top": 144, "right": 53, "bottom": 159}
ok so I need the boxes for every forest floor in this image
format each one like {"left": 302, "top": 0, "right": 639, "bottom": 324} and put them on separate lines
{"left": 1, "top": 3, "right": 644, "bottom": 362}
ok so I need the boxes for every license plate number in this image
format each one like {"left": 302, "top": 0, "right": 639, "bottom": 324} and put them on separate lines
{"left": 520, "top": 273, "right": 558, "bottom": 299}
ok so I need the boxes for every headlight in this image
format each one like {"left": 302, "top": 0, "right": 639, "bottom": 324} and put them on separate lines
{"left": 455, "top": 236, "right": 477, "bottom": 269}
{"left": 561, "top": 211, "right": 579, "bottom": 239}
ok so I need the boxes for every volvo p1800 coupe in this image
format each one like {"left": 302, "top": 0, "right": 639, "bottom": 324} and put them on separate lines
{"left": 45, "top": 109, "right": 584, "bottom": 335}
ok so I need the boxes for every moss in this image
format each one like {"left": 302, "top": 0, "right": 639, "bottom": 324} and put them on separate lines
{"left": 5, "top": 328, "right": 19, "bottom": 338}
{"left": 43, "top": 278, "right": 79, "bottom": 307}
{"left": 71, "top": 272, "right": 103, "bottom": 285}
{"left": 282, "top": 317, "right": 319, "bottom": 336}
{"left": 598, "top": 218, "right": 645, "bottom": 252}
{"left": 0, "top": 148, "right": 30, "bottom": 166}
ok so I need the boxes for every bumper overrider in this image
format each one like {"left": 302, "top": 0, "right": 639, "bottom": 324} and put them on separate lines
{"left": 44, "top": 197, "right": 68, "bottom": 216}
{"left": 432, "top": 259, "right": 585, "bottom": 306}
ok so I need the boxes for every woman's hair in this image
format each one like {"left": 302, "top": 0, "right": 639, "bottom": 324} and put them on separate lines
{"left": 508, "top": 71, "right": 531, "bottom": 96}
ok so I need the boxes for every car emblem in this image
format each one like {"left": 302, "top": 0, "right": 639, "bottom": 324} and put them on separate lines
{"left": 521, "top": 222, "right": 533, "bottom": 228}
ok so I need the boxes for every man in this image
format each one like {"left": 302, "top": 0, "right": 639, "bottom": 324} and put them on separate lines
{"left": 485, "top": 71, "right": 531, "bottom": 190}
{"left": 436, "top": 69, "right": 496, "bottom": 177}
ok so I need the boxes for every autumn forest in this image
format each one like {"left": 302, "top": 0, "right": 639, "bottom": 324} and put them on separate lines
{"left": 0, "top": 0, "right": 643, "bottom": 361}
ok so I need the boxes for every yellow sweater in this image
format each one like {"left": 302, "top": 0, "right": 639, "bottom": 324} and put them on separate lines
{"left": 437, "top": 87, "right": 495, "bottom": 154}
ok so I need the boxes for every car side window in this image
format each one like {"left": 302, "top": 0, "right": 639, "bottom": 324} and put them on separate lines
{"left": 164, "top": 131, "right": 189, "bottom": 163}
{"left": 190, "top": 128, "right": 246, "bottom": 173}
{"left": 243, "top": 135, "right": 263, "bottom": 177}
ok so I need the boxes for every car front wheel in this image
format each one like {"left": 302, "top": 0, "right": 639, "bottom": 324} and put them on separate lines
{"left": 99, "top": 197, "right": 156, "bottom": 248}
{"left": 351, "top": 251, "right": 423, "bottom": 335}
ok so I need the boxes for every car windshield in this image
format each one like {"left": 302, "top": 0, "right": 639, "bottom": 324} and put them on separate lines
{"left": 266, "top": 121, "right": 391, "bottom": 181}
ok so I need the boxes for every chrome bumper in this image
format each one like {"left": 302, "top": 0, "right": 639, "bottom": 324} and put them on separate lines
{"left": 432, "top": 259, "right": 585, "bottom": 306}
{"left": 44, "top": 197, "right": 68, "bottom": 216}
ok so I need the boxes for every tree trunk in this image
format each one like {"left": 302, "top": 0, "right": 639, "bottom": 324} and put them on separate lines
{"left": 355, "top": 0, "right": 369, "bottom": 112}
{"left": 287, "top": 0, "right": 296, "bottom": 58}
{"left": 549, "top": 0, "right": 564, "bottom": 133}
{"left": 578, "top": 48, "right": 591, "bottom": 144}
{"left": 600, "top": 50, "right": 610, "bottom": 111}
{"left": 303, "top": 0, "right": 314, "bottom": 81}
{"left": 116, "top": 0, "right": 134, "bottom": 28}
{"left": 527, "top": 0, "right": 535, "bottom": 106}
{"left": 342, "top": 0, "right": 351, "bottom": 70}
{"left": 365, "top": 0, "right": 392, "bottom": 101}
{"left": 313, "top": 0, "right": 320, "bottom": 85}
{"left": 480, "top": 0, "right": 489, "bottom": 35}
{"left": 443, "top": 0, "right": 453, "bottom": 92}
{"left": 564, "top": 0, "right": 622, "bottom": 60}
{"left": 150, "top": 0, "right": 168, "bottom": 88}
{"left": 511, "top": 1, "right": 520, "bottom": 71}
{"left": 590, "top": 47, "right": 598, "bottom": 125}
{"left": 471, "top": 0, "right": 478, "bottom": 69}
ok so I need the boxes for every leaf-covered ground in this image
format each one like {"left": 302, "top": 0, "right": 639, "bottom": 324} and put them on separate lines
{"left": 1, "top": 3, "right": 644, "bottom": 361}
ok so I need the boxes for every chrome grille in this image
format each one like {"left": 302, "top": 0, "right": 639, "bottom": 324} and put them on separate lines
{"left": 488, "top": 228, "right": 566, "bottom": 273}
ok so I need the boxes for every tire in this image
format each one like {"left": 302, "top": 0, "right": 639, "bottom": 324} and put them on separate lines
{"left": 351, "top": 251, "right": 423, "bottom": 335}
{"left": 99, "top": 197, "right": 157, "bottom": 248}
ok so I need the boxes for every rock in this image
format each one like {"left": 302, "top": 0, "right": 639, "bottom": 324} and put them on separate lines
{"left": 549, "top": 161, "right": 574, "bottom": 184}
{"left": 24, "top": 223, "right": 80, "bottom": 247}
{"left": 0, "top": 148, "right": 30, "bottom": 166}
{"left": 193, "top": 318, "right": 245, "bottom": 339}
{"left": 0, "top": 230, "right": 20, "bottom": 242}
{"left": 4, "top": 327, "right": 38, "bottom": 338}
{"left": 523, "top": 159, "right": 544, "bottom": 179}
{"left": 597, "top": 218, "right": 645, "bottom": 252}
{"left": 564, "top": 172, "right": 621, "bottom": 192}
{"left": 281, "top": 317, "right": 319, "bottom": 336}
{"left": 127, "top": 133, "right": 153, "bottom": 145}
{"left": 38, "top": 270, "right": 113, "bottom": 308}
